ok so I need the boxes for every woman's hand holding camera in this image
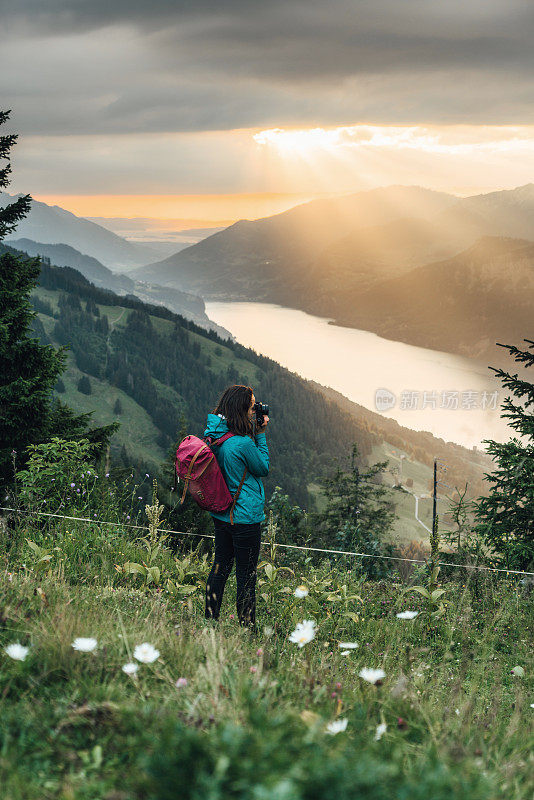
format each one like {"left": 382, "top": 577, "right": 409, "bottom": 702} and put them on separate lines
{"left": 257, "top": 415, "right": 269, "bottom": 434}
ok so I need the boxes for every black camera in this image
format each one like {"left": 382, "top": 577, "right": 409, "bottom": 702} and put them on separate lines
{"left": 252, "top": 401, "right": 269, "bottom": 426}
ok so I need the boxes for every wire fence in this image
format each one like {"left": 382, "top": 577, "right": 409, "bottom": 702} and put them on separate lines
{"left": 1, "top": 506, "right": 533, "bottom": 577}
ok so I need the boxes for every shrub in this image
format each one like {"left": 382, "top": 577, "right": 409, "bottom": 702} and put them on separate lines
{"left": 15, "top": 437, "right": 98, "bottom": 510}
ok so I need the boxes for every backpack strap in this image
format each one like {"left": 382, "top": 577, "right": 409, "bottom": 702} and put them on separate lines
{"left": 205, "top": 432, "right": 246, "bottom": 524}
{"left": 180, "top": 444, "right": 208, "bottom": 505}
{"left": 204, "top": 432, "right": 235, "bottom": 447}
{"left": 229, "top": 466, "right": 248, "bottom": 525}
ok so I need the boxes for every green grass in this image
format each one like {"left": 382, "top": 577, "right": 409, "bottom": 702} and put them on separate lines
{"left": 368, "top": 441, "right": 443, "bottom": 547}
{"left": 1, "top": 499, "right": 532, "bottom": 799}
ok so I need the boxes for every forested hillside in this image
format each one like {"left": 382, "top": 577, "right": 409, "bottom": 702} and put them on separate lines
{"left": 15, "top": 246, "right": 379, "bottom": 509}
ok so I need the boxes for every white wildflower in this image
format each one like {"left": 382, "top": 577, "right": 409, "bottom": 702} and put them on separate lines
{"left": 133, "top": 642, "right": 160, "bottom": 663}
{"left": 396, "top": 610, "right": 419, "bottom": 620}
{"left": 4, "top": 642, "right": 29, "bottom": 661}
{"left": 325, "top": 718, "right": 348, "bottom": 735}
{"left": 288, "top": 619, "right": 316, "bottom": 647}
{"left": 71, "top": 637, "right": 98, "bottom": 652}
{"left": 374, "top": 722, "right": 387, "bottom": 741}
{"left": 122, "top": 662, "right": 139, "bottom": 675}
{"left": 294, "top": 586, "right": 309, "bottom": 598}
{"left": 359, "top": 667, "right": 386, "bottom": 685}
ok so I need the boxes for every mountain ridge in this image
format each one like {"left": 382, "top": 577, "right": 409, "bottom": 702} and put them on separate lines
{"left": 128, "top": 183, "right": 534, "bottom": 359}
{"left": 1, "top": 191, "right": 161, "bottom": 270}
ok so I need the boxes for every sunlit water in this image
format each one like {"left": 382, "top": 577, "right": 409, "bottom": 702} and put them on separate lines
{"left": 206, "top": 301, "right": 518, "bottom": 450}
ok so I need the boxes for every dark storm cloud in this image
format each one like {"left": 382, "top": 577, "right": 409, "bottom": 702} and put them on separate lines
{"left": 1, "top": 0, "right": 533, "bottom": 134}
{"left": 4, "top": 0, "right": 533, "bottom": 77}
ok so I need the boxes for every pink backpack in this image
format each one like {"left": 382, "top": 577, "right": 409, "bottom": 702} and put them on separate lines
{"left": 173, "top": 433, "right": 247, "bottom": 525}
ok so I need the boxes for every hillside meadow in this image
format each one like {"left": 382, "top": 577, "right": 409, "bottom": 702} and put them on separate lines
{"left": 1, "top": 493, "right": 533, "bottom": 800}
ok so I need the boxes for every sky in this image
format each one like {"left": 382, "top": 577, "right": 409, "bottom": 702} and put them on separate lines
{"left": 2, "top": 0, "right": 534, "bottom": 227}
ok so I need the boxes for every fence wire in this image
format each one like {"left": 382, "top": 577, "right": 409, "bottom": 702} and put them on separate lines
{"left": 1, "top": 506, "right": 533, "bottom": 577}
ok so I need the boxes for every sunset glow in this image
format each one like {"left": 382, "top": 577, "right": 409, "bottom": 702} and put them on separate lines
{"left": 30, "top": 192, "right": 332, "bottom": 223}
{"left": 254, "top": 124, "right": 534, "bottom": 157}
{"left": 21, "top": 124, "right": 534, "bottom": 224}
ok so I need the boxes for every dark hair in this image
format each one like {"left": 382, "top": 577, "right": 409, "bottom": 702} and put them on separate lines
{"left": 213, "top": 384, "right": 253, "bottom": 436}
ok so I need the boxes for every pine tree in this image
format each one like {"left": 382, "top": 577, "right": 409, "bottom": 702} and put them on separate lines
{"left": 77, "top": 376, "right": 92, "bottom": 395}
{"left": 471, "top": 339, "right": 534, "bottom": 571}
{"left": 0, "top": 108, "right": 117, "bottom": 490}
{"left": 0, "top": 110, "right": 32, "bottom": 240}
{"left": 311, "top": 442, "right": 398, "bottom": 578}
{"left": 113, "top": 398, "right": 123, "bottom": 415}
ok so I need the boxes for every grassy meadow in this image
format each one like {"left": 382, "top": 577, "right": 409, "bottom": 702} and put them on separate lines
{"left": 1, "top": 489, "right": 533, "bottom": 800}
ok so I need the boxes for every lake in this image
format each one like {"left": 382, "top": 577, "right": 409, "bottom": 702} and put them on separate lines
{"left": 205, "top": 301, "right": 515, "bottom": 450}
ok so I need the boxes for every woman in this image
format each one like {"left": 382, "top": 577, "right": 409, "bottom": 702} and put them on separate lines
{"left": 203, "top": 384, "right": 269, "bottom": 630}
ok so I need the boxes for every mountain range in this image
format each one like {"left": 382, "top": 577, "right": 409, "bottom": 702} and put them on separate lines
{"left": 129, "top": 183, "right": 534, "bottom": 359}
{"left": 1, "top": 191, "right": 167, "bottom": 270}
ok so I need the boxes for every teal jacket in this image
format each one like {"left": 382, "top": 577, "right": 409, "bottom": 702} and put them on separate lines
{"left": 203, "top": 413, "right": 269, "bottom": 524}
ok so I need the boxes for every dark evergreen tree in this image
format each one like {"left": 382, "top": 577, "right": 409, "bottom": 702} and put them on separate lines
{"left": 85, "top": 299, "right": 100, "bottom": 316}
{"left": 311, "top": 443, "right": 398, "bottom": 578}
{"left": 55, "top": 378, "right": 66, "bottom": 394}
{"left": 262, "top": 485, "right": 305, "bottom": 544}
{"left": 119, "top": 444, "right": 129, "bottom": 467}
{"left": 0, "top": 109, "right": 117, "bottom": 490}
{"left": 471, "top": 339, "right": 534, "bottom": 571}
{"left": 77, "top": 375, "right": 92, "bottom": 395}
{"left": 0, "top": 110, "right": 32, "bottom": 240}
{"left": 113, "top": 398, "right": 123, "bottom": 415}
{"left": 31, "top": 295, "right": 54, "bottom": 316}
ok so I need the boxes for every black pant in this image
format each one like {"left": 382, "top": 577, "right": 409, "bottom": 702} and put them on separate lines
{"left": 205, "top": 517, "right": 262, "bottom": 628}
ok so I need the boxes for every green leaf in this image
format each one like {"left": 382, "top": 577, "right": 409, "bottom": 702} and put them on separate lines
{"left": 123, "top": 562, "right": 146, "bottom": 576}
{"left": 91, "top": 745, "right": 103, "bottom": 770}
{"left": 430, "top": 588, "right": 447, "bottom": 601}
{"left": 406, "top": 585, "right": 431, "bottom": 600}
{"left": 146, "top": 566, "right": 161, "bottom": 585}
{"left": 176, "top": 585, "right": 197, "bottom": 595}
{"left": 26, "top": 539, "right": 46, "bottom": 557}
